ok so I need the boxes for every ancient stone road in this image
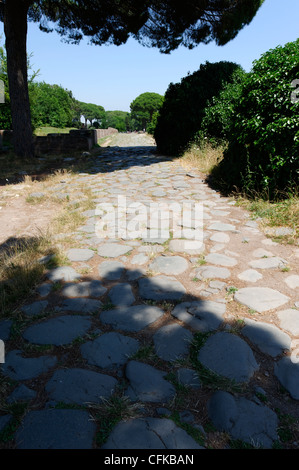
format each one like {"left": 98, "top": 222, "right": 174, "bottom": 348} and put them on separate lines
{"left": 1, "top": 133, "right": 299, "bottom": 449}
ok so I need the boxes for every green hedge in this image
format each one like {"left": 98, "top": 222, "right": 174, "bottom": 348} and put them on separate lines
{"left": 154, "top": 61, "right": 242, "bottom": 155}
{"left": 214, "top": 39, "right": 299, "bottom": 197}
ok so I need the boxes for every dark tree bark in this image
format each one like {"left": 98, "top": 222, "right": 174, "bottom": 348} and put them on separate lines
{"left": 4, "top": 0, "right": 34, "bottom": 158}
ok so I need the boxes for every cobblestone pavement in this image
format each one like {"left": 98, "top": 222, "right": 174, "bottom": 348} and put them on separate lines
{"left": 1, "top": 133, "right": 299, "bottom": 449}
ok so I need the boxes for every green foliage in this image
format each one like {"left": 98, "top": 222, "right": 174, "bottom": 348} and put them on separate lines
{"left": 29, "top": 81, "right": 75, "bottom": 129}
{"left": 79, "top": 101, "right": 106, "bottom": 127}
{"left": 215, "top": 39, "right": 299, "bottom": 197}
{"left": 104, "top": 110, "right": 131, "bottom": 132}
{"left": 154, "top": 61, "right": 242, "bottom": 155}
{"left": 130, "top": 92, "right": 164, "bottom": 131}
{"left": 147, "top": 110, "right": 160, "bottom": 135}
{"left": 202, "top": 67, "right": 246, "bottom": 139}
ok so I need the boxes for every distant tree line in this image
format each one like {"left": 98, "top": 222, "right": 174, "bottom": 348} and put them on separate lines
{"left": 0, "top": 44, "right": 163, "bottom": 133}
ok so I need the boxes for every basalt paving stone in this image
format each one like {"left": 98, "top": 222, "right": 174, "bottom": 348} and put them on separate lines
{"left": 45, "top": 368, "right": 118, "bottom": 404}
{"left": 205, "top": 253, "right": 238, "bottom": 267}
{"left": 7, "top": 384, "right": 37, "bottom": 403}
{"left": 98, "top": 260, "right": 125, "bottom": 280}
{"left": 15, "top": 409, "right": 96, "bottom": 449}
{"left": 56, "top": 298, "right": 102, "bottom": 314}
{"left": 21, "top": 300, "right": 49, "bottom": 317}
{"left": 81, "top": 332, "right": 140, "bottom": 369}
{"left": 209, "top": 233, "right": 230, "bottom": 243}
{"left": 125, "top": 361, "right": 176, "bottom": 403}
{"left": 277, "top": 308, "right": 299, "bottom": 335}
{"left": 138, "top": 275, "right": 186, "bottom": 301}
{"left": 234, "top": 287, "right": 290, "bottom": 313}
{"left": 168, "top": 239, "right": 205, "bottom": 255}
{"left": 67, "top": 248, "right": 95, "bottom": 262}
{"left": 36, "top": 283, "right": 53, "bottom": 297}
{"left": 171, "top": 301, "right": 226, "bottom": 332}
{"left": 208, "top": 222, "right": 237, "bottom": 232}
{"left": 249, "top": 257, "right": 287, "bottom": 270}
{"left": 192, "top": 266, "right": 231, "bottom": 280}
{"left": 97, "top": 243, "right": 133, "bottom": 258}
{"left": 149, "top": 256, "right": 189, "bottom": 275}
{"left": 176, "top": 368, "right": 201, "bottom": 389}
{"left": 61, "top": 281, "right": 107, "bottom": 298}
{"left": 208, "top": 391, "right": 278, "bottom": 449}
{"left": 47, "top": 266, "right": 81, "bottom": 282}
{"left": 153, "top": 323, "right": 193, "bottom": 361}
{"left": 101, "top": 417, "right": 203, "bottom": 449}
{"left": 237, "top": 269, "right": 263, "bottom": 283}
{"left": 100, "top": 304, "right": 164, "bottom": 332}
{"left": 274, "top": 357, "right": 299, "bottom": 400}
{"left": 2, "top": 350, "right": 57, "bottom": 380}
{"left": 284, "top": 275, "right": 299, "bottom": 290}
{"left": 241, "top": 318, "right": 291, "bottom": 357}
{"left": 108, "top": 283, "right": 135, "bottom": 306}
{"left": 197, "top": 332, "right": 259, "bottom": 383}
{"left": 0, "top": 319, "right": 13, "bottom": 341}
{"left": 22, "top": 315, "right": 92, "bottom": 346}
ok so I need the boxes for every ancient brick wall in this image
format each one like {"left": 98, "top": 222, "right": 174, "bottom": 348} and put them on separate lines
{"left": 0, "top": 127, "right": 118, "bottom": 154}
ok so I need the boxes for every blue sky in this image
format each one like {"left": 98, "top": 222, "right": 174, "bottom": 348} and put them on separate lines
{"left": 1, "top": 0, "right": 299, "bottom": 112}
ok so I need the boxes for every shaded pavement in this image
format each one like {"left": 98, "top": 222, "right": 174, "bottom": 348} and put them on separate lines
{"left": 1, "top": 133, "right": 299, "bottom": 449}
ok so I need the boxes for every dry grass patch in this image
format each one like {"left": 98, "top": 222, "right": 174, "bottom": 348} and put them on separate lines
{"left": 179, "top": 141, "right": 226, "bottom": 175}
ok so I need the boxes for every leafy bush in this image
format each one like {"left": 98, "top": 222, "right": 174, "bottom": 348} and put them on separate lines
{"left": 215, "top": 39, "right": 299, "bottom": 197}
{"left": 29, "top": 82, "right": 75, "bottom": 129}
{"left": 202, "top": 67, "right": 246, "bottom": 140}
{"left": 154, "top": 61, "right": 242, "bottom": 155}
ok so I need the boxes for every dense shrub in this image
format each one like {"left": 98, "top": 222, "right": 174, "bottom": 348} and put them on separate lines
{"left": 154, "top": 61, "right": 242, "bottom": 155}
{"left": 29, "top": 82, "right": 75, "bottom": 129}
{"left": 214, "top": 39, "right": 299, "bottom": 196}
{"left": 201, "top": 67, "right": 246, "bottom": 140}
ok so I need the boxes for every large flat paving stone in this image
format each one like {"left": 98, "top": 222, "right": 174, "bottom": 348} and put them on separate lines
{"left": 234, "top": 287, "right": 290, "bottom": 313}
{"left": 125, "top": 361, "right": 176, "bottom": 403}
{"left": 237, "top": 269, "right": 263, "bottom": 283}
{"left": 284, "top": 275, "right": 299, "bottom": 290}
{"left": 56, "top": 298, "right": 102, "bottom": 313}
{"left": 21, "top": 300, "right": 48, "bottom": 317}
{"left": 47, "top": 266, "right": 81, "bottom": 282}
{"left": 138, "top": 275, "right": 186, "bottom": 301}
{"left": 0, "top": 319, "right": 13, "bottom": 341}
{"left": 2, "top": 350, "right": 57, "bottom": 380}
{"left": 208, "top": 391, "right": 278, "bottom": 448}
{"left": 241, "top": 318, "right": 291, "bottom": 357}
{"left": 15, "top": 409, "right": 96, "bottom": 449}
{"left": 45, "top": 368, "right": 117, "bottom": 404}
{"left": 249, "top": 257, "right": 287, "bottom": 270}
{"left": 102, "top": 417, "right": 203, "bottom": 449}
{"left": 169, "top": 239, "right": 205, "bottom": 255}
{"left": 197, "top": 332, "right": 259, "bottom": 383}
{"left": 208, "top": 222, "right": 236, "bottom": 232}
{"left": 205, "top": 253, "right": 238, "bottom": 267}
{"left": 108, "top": 283, "right": 135, "bottom": 306}
{"left": 274, "top": 357, "right": 299, "bottom": 400}
{"left": 153, "top": 323, "right": 193, "bottom": 361}
{"left": 100, "top": 305, "right": 164, "bottom": 332}
{"left": 62, "top": 281, "right": 107, "bottom": 298}
{"left": 22, "top": 315, "right": 92, "bottom": 345}
{"left": 98, "top": 243, "right": 132, "bottom": 258}
{"left": 98, "top": 260, "right": 125, "bottom": 280}
{"left": 81, "top": 332, "right": 140, "bottom": 368}
{"left": 171, "top": 301, "right": 226, "bottom": 332}
{"left": 192, "top": 266, "right": 231, "bottom": 280}
{"left": 67, "top": 248, "right": 95, "bottom": 262}
{"left": 149, "top": 256, "right": 189, "bottom": 275}
{"left": 277, "top": 308, "right": 299, "bottom": 335}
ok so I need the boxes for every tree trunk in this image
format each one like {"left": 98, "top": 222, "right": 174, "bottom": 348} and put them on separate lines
{"left": 4, "top": 0, "right": 34, "bottom": 158}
